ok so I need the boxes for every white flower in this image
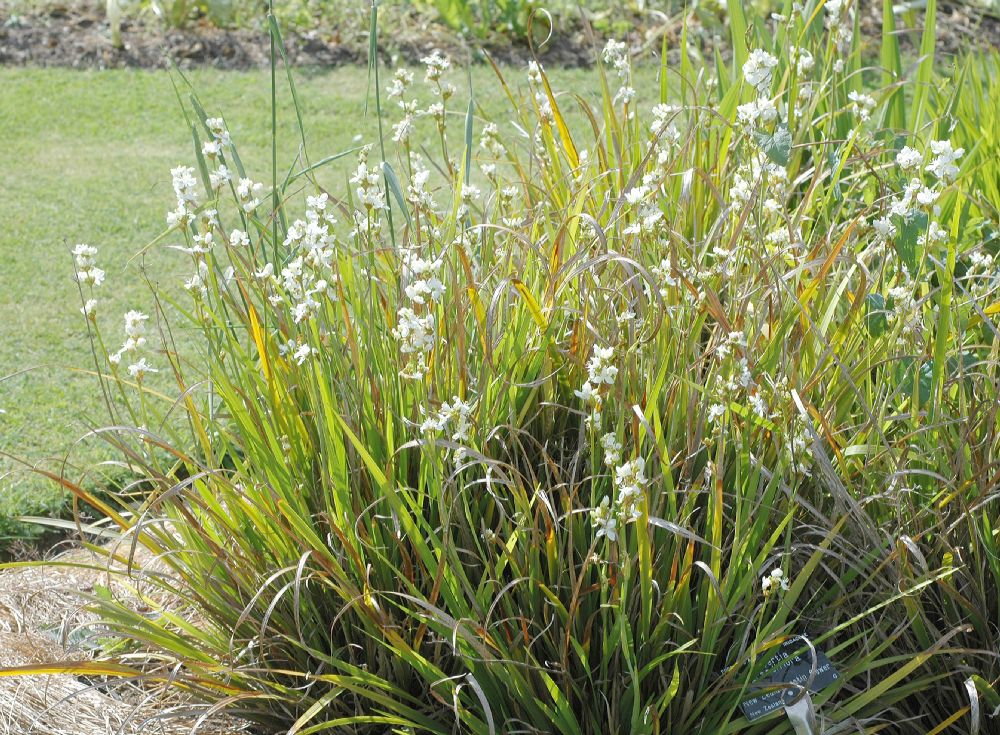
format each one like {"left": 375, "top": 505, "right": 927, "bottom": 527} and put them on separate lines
{"left": 614, "top": 86, "right": 636, "bottom": 106}
{"left": 916, "top": 187, "right": 939, "bottom": 207}
{"left": 236, "top": 178, "right": 264, "bottom": 212}
{"left": 402, "top": 252, "right": 446, "bottom": 304}
{"left": 592, "top": 496, "right": 618, "bottom": 541}
{"left": 206, "top": 117, "right": 231, "bottom": 146}
{"left": 847, "top": 91, "right": 877, "bottom": 122}
{"left": 614, "top": 457, "right": 647, "bottom": 521}
{"left": 421, "top": 50, "right": 451, "bottom": 82}
{"left": 586, "top": 345, "right": 618, "bottom": 386}
{"left": 166, "top": 203, "right": 193, "bottom": 229}
{"left": 794, "top": 47, "right": 814, "bottom": 75}
{"left": 202, "top": 140, "right": 222, "bottom": 159}
{"left": 171, "top": 165, "right": 199, "bottom": 207}
{"left": 293, "top": 342, "right": 318, "bottom": 365}
{"left": 737, "top": 97, "right": 777, "bottom": 127}
{"left": 461, "top": 184, "right": 481, "bottom": 203}
{"left": 392, "top": 307, "right": 435, "bottom": 355}
{"left": 526, "top": 61, "right": 543, "bottom": 85}
{"left": 123, "top": 310, "right": 148, "bottom": 338}
{"left": 651, "top": 103, "right": 680, "bottom": 136}
{"left": 184, "top": 268, "right": 208, "bottom": 299}
{"left": 763, "top": 567, "right": 790, "bottom": 596}
{"left": 480, "top": 121, "right": 507, "bottom": 158}
{"left": 351, "top": 158, "right": 387, "bottom": 210}
{"left": 707, "top": 403, "right": 727, "bottom": 423}
{"left": 438, "top": 397, "right": 474, "bottom": 442}
{"left": 72, "top": 245, "right": 106, "bottom": 286}
{"left": 926, "top": 140, "right": 964, "bottom": 182}
{"left": 72, "top": 243, "right": 98, "bottom": 269}
{"left": 127, "top": 357, "right": 157, "bottom": 381}
{"left": 742, "top": 49, "right": 778, "bottom": 92}
{"left": 392, "top": 114, "right": 414, "bottom": 143}
{"left": 575, "top": 381, "right": 600, "bottom": 405}
{"left": 625, "top": 186, "right": 649, "bottom": 206}
{"left": 229, "top": 229, "right": 250, "bottom": 248}
{"left": 387, "top": 68, "right": 413, "bottom": 99}
{"left": 925, "top": 220, "right": 947, "bottom": 243}
{"left": 873, "top": 216, "right": 896, "bottom": 240}
{"left": 209, "top": 165, "right": 231, "bottom": 189}
{"left": 80, "top": 299, "right": 97, "bottom": 319}
{"left": 601, "top": 433, "right": 623, "bottom": 466}
{"left": 76, "top": 267, "right": 106, "bottom": 287}
{"left": 896, "top": 146, "right": 923, "bottom": 171}
{"left": 602, "top": 39, "right": 629, "bottom": 76}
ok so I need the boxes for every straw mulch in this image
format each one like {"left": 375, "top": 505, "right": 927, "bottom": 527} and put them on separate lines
{"left": 0, "top": 542, "right": 250, "bottom": 735}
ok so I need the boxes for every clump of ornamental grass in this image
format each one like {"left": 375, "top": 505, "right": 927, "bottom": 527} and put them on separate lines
{"left": 10, "top": 2, "right": 1000, "bottom": 733}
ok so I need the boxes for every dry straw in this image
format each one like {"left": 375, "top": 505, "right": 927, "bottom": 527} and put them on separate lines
{"left": 0, "top": 545, "right": 247, "bottom": 735}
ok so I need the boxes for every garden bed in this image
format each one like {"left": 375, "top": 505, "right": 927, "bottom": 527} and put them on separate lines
{"left": 0, "top": 3, "right": 597, "bottom": 69}
{"left": 1, "top": 1, "right": 999, "bottom": 70}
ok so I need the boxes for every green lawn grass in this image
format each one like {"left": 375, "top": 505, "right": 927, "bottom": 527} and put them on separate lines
{"left": 0, "top": 63, "right": 654, "bottom": 544}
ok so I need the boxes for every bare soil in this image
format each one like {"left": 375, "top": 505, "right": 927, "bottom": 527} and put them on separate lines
{"left": 0, "top": 4, "right": 598, "bottom": 70}
{"left": 1, "top": 3, "right": 997, "bottom": 72}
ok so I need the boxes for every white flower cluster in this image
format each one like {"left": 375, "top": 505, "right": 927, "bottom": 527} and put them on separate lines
{"left": 961, "top": 249, "right": 997, "bottom": 304}
{"left": 650, "top": 254, "right": 679, "bottom": 298}
{"left": 887, "top": 267, "right": 922, "bottom": 347}
{"left": 602, "top": 39, "right": 635, "bottom": 106}
{"left": 526, "top": 61, "right": 554, "bottom": 126}
{"left": 421, "top": 51, "right": 456, "bottom": 133}
{"left": 591, "top": 496, "right": 618, "bottom": 541}
{"left": 847, "top": 91, "right": 877, "bottom": 123}
{"left": 421, "top": 395, "right": 475, "bottom": 465}
{"left": 421, "top": 396, "right": 473, "bottom": 442}
{"left": 108, "top": 309, "right": 157, "bottom": 381}
{"left": 278, "top": 337, "right": 318, "bottom": 366}
{"left": 742, "top": 49, "right": 778, "bottom": 93}
{"left": 236, "top": 177, "right": 264, "bottom": 213}
{"left": 277, "top": 192, "right": 340, "bottom": 324}
{"left": 576, "top": 344, "right": 618, "bottom": 429}
{"left": 201, "top": 117, "right": 232, "bottom": 189}
{"left": 600, "top": 433, "right": 623, "bottom": 467}
{"left": 73, "top": 243, "right": 105, "bottom": 290}
{"left": 402, "top": 251, "right": 446, "bottom": 305}
{"left": 421, "top": 50, "right": 451, "bottom": 83}
{"left": 480, "top": 122, "right": 507, "bottom": 161}
{"left": 706, "top": 331, "right": 763, "bottom": 427}
{"left": 387, "top": 68, "right": 417, "bottom": 144}
{"left": 167, "top": 165, "right": 200, "bottom": 229}
{"left": 614, "top": 457, "right": 648, "bottom": 522}
{"left": 405, "top": 154, "right": 436, "bottom": 212}
{"left": 393, "top": 307, "right": 435, "bottom": 378}
{"left": 590, "top": 456, "right": 649, "bottom": 544}
{"left": 350, "top": 147, "right": 387, "bottom": 213}
{"left": 868, "top": 137, "right": 964, "bottom": 340}
{"left": 738, "top": 50, "right": 779, "bottom": 128}
{"left": 823, "top": 0, "right": 854, "bottom": 67}
{"left": 926, "top": 140, "right": 964, "bottom": 183}
{"left": 761, "top": 567, "right": 790, "bottom": 596}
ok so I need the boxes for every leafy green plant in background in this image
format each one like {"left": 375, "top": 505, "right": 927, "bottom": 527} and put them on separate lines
{"left": 4, "top": 2, "right": 1000, "bottom": 734}
{"left": 411, "top": 0, "right": 536, "bottom": 37}
{"left": 136, "top": 0, "right": 247, "bottom": 28}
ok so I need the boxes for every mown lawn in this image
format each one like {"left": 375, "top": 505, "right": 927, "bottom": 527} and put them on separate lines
{"left": 0, "top": 63, "right": 655, "bottom": 543}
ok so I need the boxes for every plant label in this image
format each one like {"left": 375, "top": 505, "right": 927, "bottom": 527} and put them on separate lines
{"left": 739, "top": 637, "right": 839, "bottom": 722}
